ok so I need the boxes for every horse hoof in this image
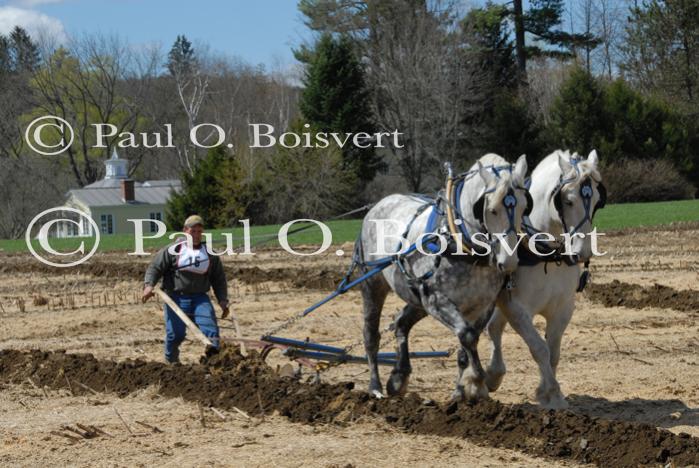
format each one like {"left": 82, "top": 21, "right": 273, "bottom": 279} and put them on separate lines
{"left": 370, "top": 389, "right": 385, "bottom": 399}
{"left": 539, "top": 394, "right": 569, "bottom": 410}
{"left": 386, "top": 371, "right": 409, "bottom": 396}
{"left": 450, "top": 387, "right": 465, "bottom": 402}
{"left": 463, "top": 381, "right": 489, "bottom": 403}
{"left": 536, "top": 386, "right": 568, "bottom": 410}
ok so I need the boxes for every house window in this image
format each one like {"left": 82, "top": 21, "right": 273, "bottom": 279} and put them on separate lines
{"left": 100, "top": 214, "right": 114, "bottom": 234}
{"left": 149, "top": 212, "right": 162, "bottom": 233}
{"left": 68, "top": 222, "right": 79, "bottom": 237}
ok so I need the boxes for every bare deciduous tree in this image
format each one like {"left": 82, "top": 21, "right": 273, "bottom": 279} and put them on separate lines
{"left": 570, "top": 0, "right": 629, "bottom": 78}
{"left": 366, "top": 1, "right": 483, "bottom": 191}
{"left": 32, "top": 33, "right": 160, "bottom": 186}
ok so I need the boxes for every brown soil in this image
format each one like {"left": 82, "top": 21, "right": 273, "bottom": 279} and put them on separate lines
{"left": 5, "top": 256, "right": 697, "bottom": 317}
{"left": 1, "top": 347, "right": 697, "bottom": 467}
{"left": 0, "top": 260, "right": 343, "bottom": 291}
{"left": 2, "top": 224, "right": 698, "bottom": 466}
{"left": 586, "top": 280, "right": 699, "bottom": 313}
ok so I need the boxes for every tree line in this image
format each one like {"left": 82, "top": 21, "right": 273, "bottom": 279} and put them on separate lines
{"left": 0, "top": 0, "right": 697, "bottom": 238}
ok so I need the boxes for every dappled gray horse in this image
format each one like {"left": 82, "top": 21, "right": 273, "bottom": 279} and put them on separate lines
{"left": 485, "top": 150, "right": 607, "bottom": 409}
{"left": 357, "top": 153, "right": 529, "bottom": 401}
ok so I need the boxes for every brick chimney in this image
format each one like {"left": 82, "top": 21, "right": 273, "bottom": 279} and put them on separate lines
{"left": 121, "top": 179, "right": 135, "bottom": 203}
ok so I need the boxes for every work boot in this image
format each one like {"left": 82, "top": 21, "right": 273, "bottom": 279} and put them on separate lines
{"left": 165, "top": 351, "right": 180, "bottom": 365}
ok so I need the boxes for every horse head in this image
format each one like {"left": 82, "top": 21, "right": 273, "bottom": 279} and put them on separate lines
{"left": 540, "top": 149, "right": 606, "bottom": 262}
{"left": 466, "top": 154, "right": 529, "bottom": 273}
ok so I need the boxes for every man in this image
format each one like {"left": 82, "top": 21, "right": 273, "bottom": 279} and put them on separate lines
{"left": 142, "top": 215, "right": 229, "bottom": 363}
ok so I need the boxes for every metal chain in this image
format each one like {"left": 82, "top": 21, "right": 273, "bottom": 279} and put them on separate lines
{"left": 261, "top": 311, "right": 308, "bottom": 339}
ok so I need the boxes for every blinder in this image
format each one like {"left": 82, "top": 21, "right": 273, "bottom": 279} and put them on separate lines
{"left": 473, "top": 194, "right": 485, "bottom": 224}
{"left": 524, "top": 191, "right": 534, "bottom": 217}
{"left": 551, "top": 186, "right": 564, "bottom": 228}
{"left": 594, "top": 182, "right": 607, "bottom": 214}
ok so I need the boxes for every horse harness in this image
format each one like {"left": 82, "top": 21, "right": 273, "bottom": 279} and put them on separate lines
{"left": 351, "top": 162, "right": 531, "bottom": 299}
{"left": 519, "top": 156, "right": 607, "bottom": 291}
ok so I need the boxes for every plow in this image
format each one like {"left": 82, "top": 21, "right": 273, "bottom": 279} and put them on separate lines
{"left": 155, "top": 205, "right": 455, "bottom": 374}
{"left": 154, "top": 274, "right": 452, "bottom": 372}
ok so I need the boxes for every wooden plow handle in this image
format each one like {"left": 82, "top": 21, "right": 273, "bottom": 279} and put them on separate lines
{"left": 154, "top": 286, "right": 213, "bottom": 347}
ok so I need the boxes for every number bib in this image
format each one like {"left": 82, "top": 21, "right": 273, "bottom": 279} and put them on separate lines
{"left": 176, "top": 242, "right": 210, "bottom": 274}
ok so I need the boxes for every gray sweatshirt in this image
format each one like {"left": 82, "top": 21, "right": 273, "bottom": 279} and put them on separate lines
{"left": 144, "top": 242, "right": 228, "bottom": 303}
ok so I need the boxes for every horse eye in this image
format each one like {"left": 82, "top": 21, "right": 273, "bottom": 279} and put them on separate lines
{"left": 564, "top": 200, "right": 573, "bottom": 206}
{"left": 489, "top": 209, "right": 497, "bottom": 215}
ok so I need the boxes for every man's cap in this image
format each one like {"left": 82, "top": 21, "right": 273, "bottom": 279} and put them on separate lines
{"left": 184, "top": 215, "right": 204, "bottom": 228}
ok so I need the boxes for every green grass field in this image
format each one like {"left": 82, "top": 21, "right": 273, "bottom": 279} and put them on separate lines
{"left": 1, "top": 199, "right": 697, "bottom": 254}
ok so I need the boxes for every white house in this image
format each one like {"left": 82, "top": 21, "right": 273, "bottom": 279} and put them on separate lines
{"left": 57, "top": 150, "right": 181, "bottom": 237}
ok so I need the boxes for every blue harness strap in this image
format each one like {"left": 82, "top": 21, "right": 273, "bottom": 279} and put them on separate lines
{"left": 423, "top": 203, "right": 444, "bottom": 254}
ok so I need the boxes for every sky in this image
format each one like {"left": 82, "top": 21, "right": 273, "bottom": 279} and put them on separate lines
{"left": 0, "top": 0, "right": 311, "bottom": 68}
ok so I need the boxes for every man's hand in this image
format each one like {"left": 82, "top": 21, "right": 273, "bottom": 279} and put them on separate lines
{"left": 219, "top": 300, "right": 230, "bottom": 319}
{"left": 142, "top": 285, "right": 155, "bottom": 303}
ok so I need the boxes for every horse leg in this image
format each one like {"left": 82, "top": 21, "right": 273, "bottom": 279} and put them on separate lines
{"left": 423, "top": 292, "right": 489, "bottom": 402}
{"left": 386, "top": 304, "right": 427, "bottom": 396}
{"left": 484, "top": 307, "right": 508, "bottom": 392}
{"left": 450, "top": 347, "right": 470, "bottom": 401}
{"left": 361, "top": 276, "right": 390, "bottom": 398}
{"left": 496, "top": 294, "right": 567, "bottom": 409}
{"left": 456, "top": 305, "right": 495, "bottom": 401}
{"left": 545, "top": 299, "right": 574, "bottom": 377}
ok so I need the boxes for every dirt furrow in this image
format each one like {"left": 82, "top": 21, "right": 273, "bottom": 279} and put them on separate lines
{"left": 0, "top": 347, "right": 696, "bottom": 467}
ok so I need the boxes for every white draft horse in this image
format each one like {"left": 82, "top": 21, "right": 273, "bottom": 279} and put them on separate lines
{"left": 357, "top": 154, "right": 529, "bottom": 401}
{"left": 486, "top": 149, "right": 607, "bottom": 409}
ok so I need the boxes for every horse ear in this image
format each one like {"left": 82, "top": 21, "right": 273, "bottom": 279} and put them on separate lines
{"left": 524, "top": 191, "right": 534, "bottom": 217}
{"left": 594, "top": 182, "right": 607, "bottom": 213}
{"left": 473, "top": 194, "right": 485, "bottom": 224}
{"left": 513, "top": 154, "right": 527, "bottom": 186}
{"left": 587, "top": 149, "right": 599, "bottom": 168}
{"left": 558, "top": 153, "right": 574, "bottom": 177}
{"left": 477, "top": 161, "right": 495, "bottom": 187}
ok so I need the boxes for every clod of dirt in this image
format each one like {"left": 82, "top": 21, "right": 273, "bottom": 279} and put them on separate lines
{"left": 587, "top": 280, "right": 699, "bottom": 313}
{"left": 0, "top": 349, "right": 697, "bottom": 467}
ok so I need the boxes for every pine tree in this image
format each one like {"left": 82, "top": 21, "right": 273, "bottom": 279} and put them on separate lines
{"left": 167, "top": 35, "right": 195, "bottom": 77}
{"left": 460, "top": 3, "right": 545, "bottom": 163}
{"left": 512, "top": 0, "right": 599, "bottom": 76}
{"left": 166, "top": 146, "right": 228, "bottom": 229}
{"left": 548, "top": 67, "right": 604, "bottom": 154}
{"left": 297, "top": 33, "right": 383, "bottom": 189}
{"left": 461, "top": 3, "right": 518, "bottom": 91}
{"left": 0, "top": 35, "right": 11, "bottom": 75}
{"left": 10, "top": 26, "right": 40, "bottom": 72}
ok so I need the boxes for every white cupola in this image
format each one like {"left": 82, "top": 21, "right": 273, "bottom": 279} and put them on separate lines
{"left": 104, "top": 148, "right": 129, "bottom": 179}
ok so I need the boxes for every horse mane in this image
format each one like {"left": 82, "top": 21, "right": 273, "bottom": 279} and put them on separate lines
{"left": 531, "top": 149, "right": 600, "bottom": 195}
